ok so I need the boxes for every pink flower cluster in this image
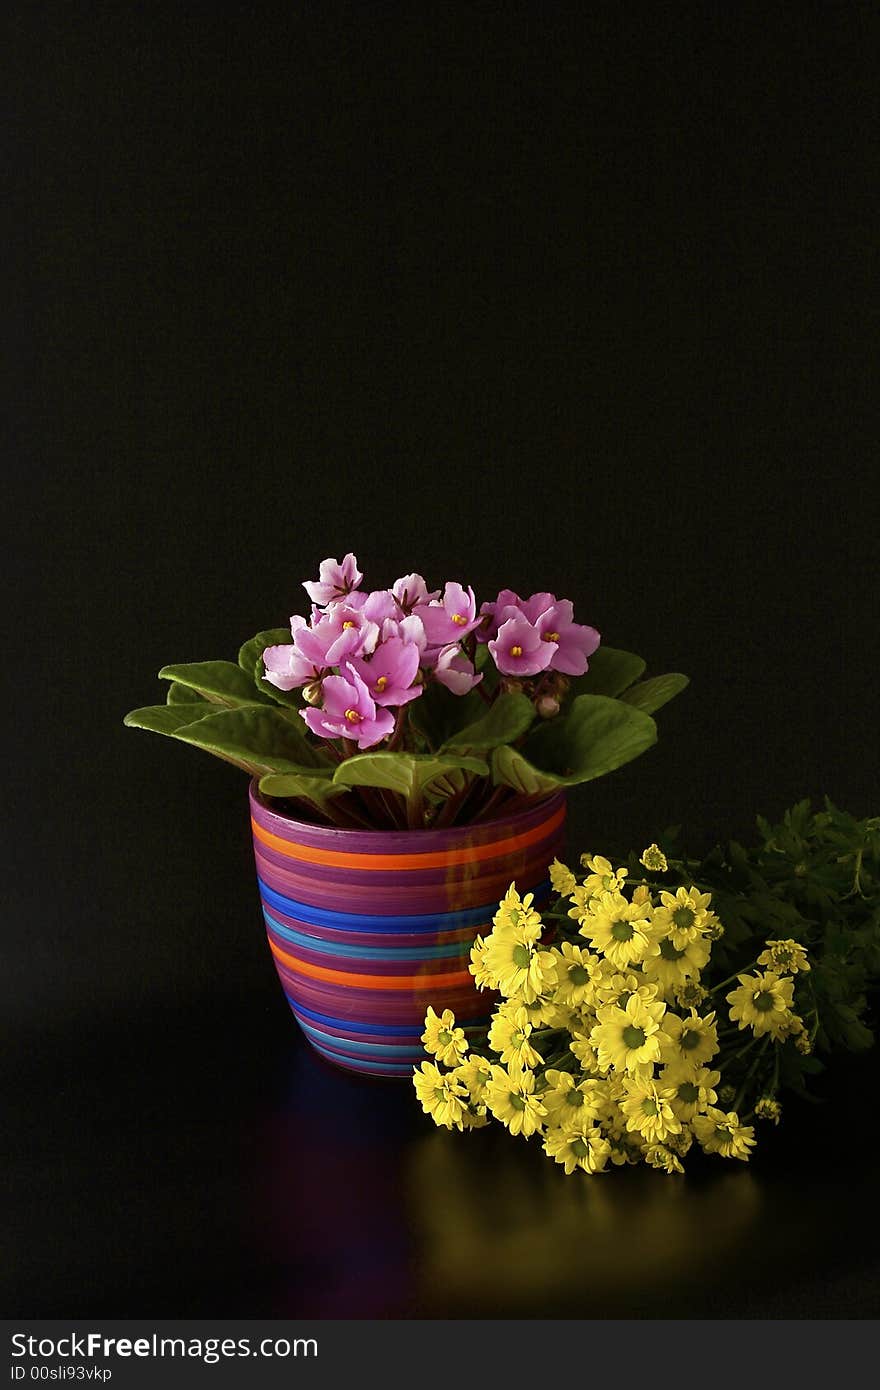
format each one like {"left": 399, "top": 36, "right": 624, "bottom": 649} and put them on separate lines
{"left": 262, "top": 555, "right": 599, "bottom": 750}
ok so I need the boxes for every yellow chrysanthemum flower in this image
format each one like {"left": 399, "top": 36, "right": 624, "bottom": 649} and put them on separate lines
{"left": 549, "top": 858, "right": 578, "bottom": 897}
{"left": 485, "top": 1065, "right": 547, "bottom": 1137}
{"left": 652, "top": 886, "right": 716, "bottom": 948}
{"left": 659, "top": 1062, "right": 720, "bottom": 1121}
{"left": 468, "top": 934, "right": 497, "bottom": 990}
{"left": 591, "top": 992, "right": 668, "bottom": 1075}
{"left": 492, "top": 882, "right": 544, "bottom": 935}
{"left": 454, "top": 1053, "right": 494, "bottom": 1102}
{"left": 578, "top": 853, "right": 629, "bottom": 894}
{"left": 482, "top": 924, "right": 554, "bottom": 1005}
{"left": 421, "top": 1006, "right": 469, "bottom": 1066}
{"left": 412, "top": 1061, "right": 468, "bottom": 1130}
{"left": 692, "top": 1108, "right": 756, "bottom": 1161}
{"left": 642, "top": 927, "right": 711, "bottom": 995}
{"left": 569, "top": 1027, "right": 601, "bottom": 1073}
{"left": 659, "top": 1009, "right": 719, "bottom": 1069}
{"left": 620, "top": 1076, "right": 682, "bottom": 1143}
{"left": 755, "top": 1096, "right": 782, "bottom": 1124}
{"left": 674, "top": 980, "right": 709, "bottom": 1009}
{"left": 547, "top": 940, "right": 600, "bottom": 1008}
{"left": 540, "top": 1068, "right": 604, "bottom": 1127}
{"left": 640, "top": 844, "right": 669, "bottom": 873}
{"left": 579, "top": 890, "right": 658, "bottom": 971}
{"left": 644, "top": 1143, "right": 684, "bottom": 1174}
{"left": 521, "top": 993, "right": 567, "bottom": 1028}
{"left": 488, "top": 1004, "right": 544, "bottom": 1073}
{"left": 543, "top": 1121, "right": 612, "bottom": 1175}
{"left": 757, "top": 939, "right": 811, "bottom": 975}
{"left": 726, "top": 970, "right": 795, "bottom": 1040}
{"left": 592, "top": 963, "right": 659, "bottom": 1009}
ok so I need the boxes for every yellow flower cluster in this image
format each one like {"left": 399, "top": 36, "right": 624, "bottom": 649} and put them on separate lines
{"left": 414, "top": 853, "right": 814, "bottom": 1176}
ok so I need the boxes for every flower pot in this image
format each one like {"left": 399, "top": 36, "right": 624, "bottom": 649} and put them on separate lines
{"left": 249, "top": 783, "right": 567, "bottom": 1077}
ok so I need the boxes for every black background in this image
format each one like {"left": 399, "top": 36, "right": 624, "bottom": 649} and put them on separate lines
{"left": 4, "top": 4, "right": 879, "bottom": 1318}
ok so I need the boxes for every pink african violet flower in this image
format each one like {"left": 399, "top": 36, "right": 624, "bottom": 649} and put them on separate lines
{"left": 533, "top": 600, "right": 600, "bottom": 676}
{"left": 419, "top": 582, "right": 479, "bottom": 646}
{"left": 303, "top": 553, "right": 363, "bottom": 607}
{"left": 381, "top": 612, "right": 428, "bottom": 653}
{"left": 392, "top": 573, "right": 440, "bottom": 613}
{"left": 263, "top": 607, "right": 378, "bottom": 691}
{"left": 489, "top": 613, "right": 556, "bottom": 676}
{"left": 434, "top": 643, "right": 483, "bottom": 695}
{"left": 348, "top": 636, "right": 423, "bottom": 707}
{"left": 300, "top": 663, "right": 395, "bottom": 749}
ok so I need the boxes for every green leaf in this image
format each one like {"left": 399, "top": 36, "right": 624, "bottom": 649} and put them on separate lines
{"left": 158, "top": 661, "right": 273, "bottom": 708}
{"left": 491, "top": 694, "right": 657, "bottom": 793}
{"left": 619, "top": 672, "right": 689, "bottom": 714}
{"left": 124, "top": 704, "right": 221, "bottom": 736}
{"left": 127, "top": 703, "right": 329, "bottom": 776}
{"left": 332, "top": 751, "right": 489, "bottom": 799}
{"left": 238, "top": 628, "right": 302, "bottom": 707}
{"left": 257, "top": 767, "right": 343, "bottom": 812}
{"left": 573, "top": 646, "right": 646, "bottom": 698}
{"left": 442, "top": 692, "right": 535, "bottom": 751}
{"left": 408, "top": 683, "right": 485, "bottom": 750}
{"left": 166, "top": 682, "right": 210, "bottom": 706}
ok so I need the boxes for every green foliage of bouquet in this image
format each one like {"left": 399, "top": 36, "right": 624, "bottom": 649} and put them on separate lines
{"left": 124, "top": 553, "right": 687, "bottom": 829}
{"left": 414, "top": 799, "right": 880, "bottom": 1174}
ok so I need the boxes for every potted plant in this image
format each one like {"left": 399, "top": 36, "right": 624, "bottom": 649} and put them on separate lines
{"left": 124, "top": 555, "right": 688, "bottom": 1075}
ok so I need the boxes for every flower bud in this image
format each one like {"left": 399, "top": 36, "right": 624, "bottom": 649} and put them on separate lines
{"left": 536, "top": 694, "right": 561, "bottom": 719}
{"left": 302, "top": 680, "right": 323, "bottom": 706}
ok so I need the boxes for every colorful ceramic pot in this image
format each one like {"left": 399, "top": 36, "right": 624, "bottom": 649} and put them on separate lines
{"left": 249, "top": 784, "right": 567, "bottom": 1077}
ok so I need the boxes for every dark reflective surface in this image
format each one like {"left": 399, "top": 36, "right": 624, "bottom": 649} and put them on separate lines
{"left": 5, "top": 990, "right": 879, "bottom": 1318}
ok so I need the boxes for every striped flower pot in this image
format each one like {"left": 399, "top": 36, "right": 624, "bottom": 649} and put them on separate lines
{"left": 249, "top": 783, "right": 567, "bottom": 1077}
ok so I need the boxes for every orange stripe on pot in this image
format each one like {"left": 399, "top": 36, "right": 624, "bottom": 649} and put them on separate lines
{"left": 251, "top": 801, "right": 565, "bottom": 871}
{"left": 269, "top": 939, "right": 474, "bottom": 992}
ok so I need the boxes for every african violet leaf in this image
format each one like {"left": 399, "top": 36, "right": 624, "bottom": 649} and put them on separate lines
{"left": 332, "top": 751, "right": 489, "bottom": 800}
{"left": 125, "top": 704, "right": 330, "bottom": 776}
{"left": 618, "top": 672, "right": 690, "bottom": 714}
{"left": 442, "top": 691, "right": 535, "bottom": 751}
{"left": 573, "top": 646, "right": 646, "bottom": 698}
{"left": 124, "top": 704, "right": 220, "bottom": 737}
{"left": 165, "top": 682, "right": 210, "bottom": 705}
{"left": 408, "top": 682, "right": 486, "bottom": 750}
{"left": 158, "top": 661, "right": 273, "bottom": 707}
{"left": 257, "top": 767, "right": 344, "bottom": 812}
{"left": 491, "top": 693, "right": 657, "bottom": 794}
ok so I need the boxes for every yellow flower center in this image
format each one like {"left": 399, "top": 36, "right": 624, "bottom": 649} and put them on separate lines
{"left": 641, "top": 1098, "right": 659, "bottom": 1117}
{"left": 570, "top": 1137, "right": 589, "bottom": 1157}
{"left": 342, "top": 620, "right": 356, "bottom": 629}
{"left": 677, "top": 1081, "right": 699, "bottom": 1103}
{"left": 451, "top": 613, "right": 467, "bottom": 625}
{"left": 510, "top": 644, "right": 523, "bottom": 657}
{"left": 375, "top": 675, "right": 388, "bottom": 691}
{"left": 543, "top": 630, "right": 559, "bottom": 642}
{"left": 509, "top": 1092, "right": 526, "bottom": 1112}
{"left": 565, "top": 1090, "right": 584, "bottom": 1108}
{"left": 611, "top": 919, "right": 634, "bottom": 942}
{"left": 753, "top": 990, "right": 775, "bottom": 1012}
{"left": 512, "top": 944, "right": 531, "bottom": 968}
{"left": 438, "top": 1029, "right": 453, "bottom": 1046}
{"left": 681, "top": 1028, "right": 701, "bottom": 1050}
{"left": 622, "top": 1025, "right": 646, "bottom": 1050}
{"left": 672, "top": 906, "right": 696, "bottom": 930}
{"left": 344, "top": 708, "right": 361, "bottom": 723}
{"left": 568, "top": 964, "right": 590, "bottom": 986}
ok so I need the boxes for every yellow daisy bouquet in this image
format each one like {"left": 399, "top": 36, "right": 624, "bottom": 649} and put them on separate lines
{"left": 414, "top": 799, "right": 880, "bottom": 1175}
